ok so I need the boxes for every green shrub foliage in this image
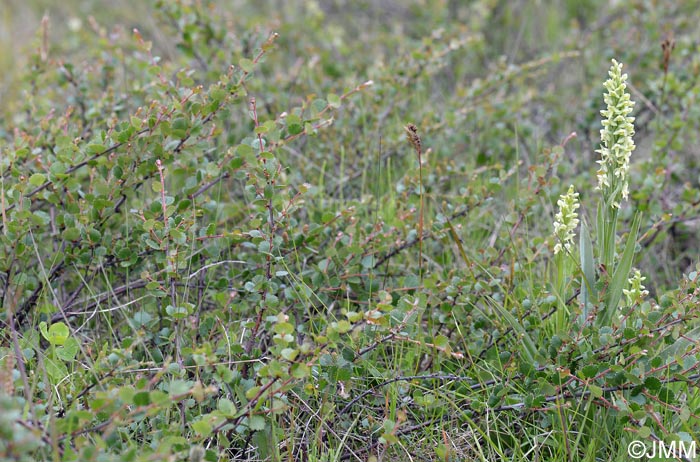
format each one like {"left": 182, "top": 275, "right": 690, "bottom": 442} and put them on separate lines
{"left": 1, "top": 1, "right": 700, "bottom": 461}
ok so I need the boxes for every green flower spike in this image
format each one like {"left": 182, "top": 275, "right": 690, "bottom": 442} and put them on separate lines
{"left": 553, "top": 185, "right": 580, "bottom": 255}
{"left": 596, "top": 59, "right": 636, "bottom": 209}
{"left": 623, "top": 268, "right": 649, "bottom": 306}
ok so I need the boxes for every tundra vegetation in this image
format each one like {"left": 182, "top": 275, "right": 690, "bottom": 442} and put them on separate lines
{"left": 1, "top": 1, "right": 700, "bottom": 461}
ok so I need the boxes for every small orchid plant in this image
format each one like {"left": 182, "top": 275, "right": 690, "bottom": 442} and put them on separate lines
{"left": 552, "top": 59, "right": 648, "bottom": 329}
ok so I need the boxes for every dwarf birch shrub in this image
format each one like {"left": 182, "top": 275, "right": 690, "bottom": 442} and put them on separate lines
{"left": 0, "top": 3, "right": 376, "bottom": 460}
{"left": 2, "top": 2, "right": 700, "bottom": 462}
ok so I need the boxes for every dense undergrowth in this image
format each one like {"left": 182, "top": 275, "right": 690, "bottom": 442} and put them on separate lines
{"left": 1, "top": 1, "right": 700, "bottom": 461}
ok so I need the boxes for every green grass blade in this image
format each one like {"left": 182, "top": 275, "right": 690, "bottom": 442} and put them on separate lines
{"left": 489, "top": 297, "right": 538, "bottom": 364}
{"left": 579, "top": 217, "right": 596, "bottom": 324}
{"left": 657, "top": 326, "right": 700, "bottom": 362}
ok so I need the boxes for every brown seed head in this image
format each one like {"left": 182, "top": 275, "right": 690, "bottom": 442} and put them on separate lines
{"left": 404, "top": 123, "right": 422, "bottom": 154}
